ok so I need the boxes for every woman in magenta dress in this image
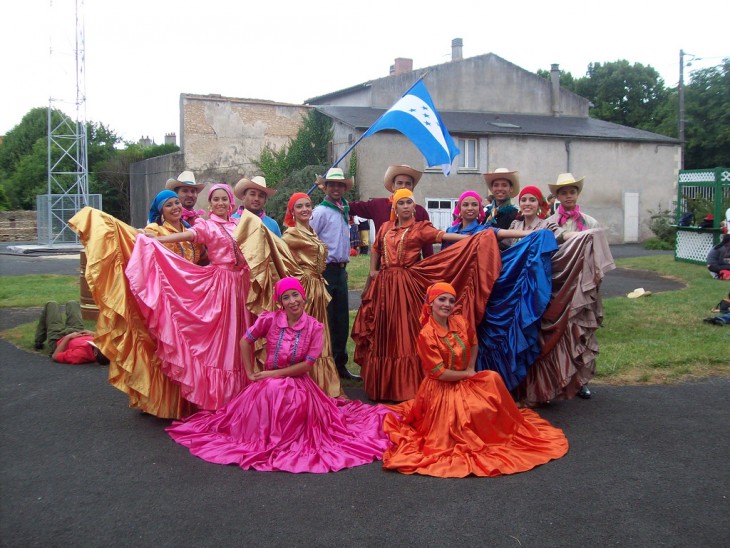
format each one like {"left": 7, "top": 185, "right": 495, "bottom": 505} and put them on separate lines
{"left": 126, "top": 183, "right": 254, "bottom": 411}
{"left": 166, "top": 278, "right": 392, "bottom": 473}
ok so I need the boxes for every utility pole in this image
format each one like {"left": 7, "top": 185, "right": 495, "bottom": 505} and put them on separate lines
{"left": 678, "top": 49, "right": 685, "bottom": 169}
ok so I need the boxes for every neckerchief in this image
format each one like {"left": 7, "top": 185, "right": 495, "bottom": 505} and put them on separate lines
{"left": 181, "top": 207, "right": 205, "bottom": 222}
{"left": 485, "top": 200, "right": 517, "bottom": 225}
{"left": 556, "top": 204, "right": 587, "bottom": 231}
{"left": 320, "top": 197, "right": 349, "bottom": 222}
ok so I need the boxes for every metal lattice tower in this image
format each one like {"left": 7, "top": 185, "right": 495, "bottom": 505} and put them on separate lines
{"left": 39, "top": 0, "right": 99, "bottom": 244}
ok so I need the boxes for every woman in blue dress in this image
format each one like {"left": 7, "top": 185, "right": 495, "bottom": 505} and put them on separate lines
{"left": 474, "top": 186, "right": 558, "bottom": 391}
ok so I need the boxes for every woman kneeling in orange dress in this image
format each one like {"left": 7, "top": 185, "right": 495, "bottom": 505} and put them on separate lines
{"left": 382, "top": 283, "right": 569, "bottom": 478}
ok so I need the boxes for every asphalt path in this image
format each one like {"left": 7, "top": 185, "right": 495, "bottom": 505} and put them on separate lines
{"left": 1, "top": 340, "right": 728, "bottom": 546}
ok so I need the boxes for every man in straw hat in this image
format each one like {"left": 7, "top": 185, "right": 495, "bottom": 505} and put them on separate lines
{"left": 545, "top": 172, "right": 599, "bottom": 400}
{"left": 165, "top": 170, "right": 207, "bottom": 224}
{"left": 482, "top": 168, "right": 520, "bottom": 231}
{"left": 310, "top": 168, "right": 360, "bottom": 380}
{"left": 233, "top": 176, "right": 281, "bottom": 237}
{"left": 349, "top": 164, "right": 434, "bottom": 258}
{"left": 544, "top": 173, "right": 599, "bottom": 233}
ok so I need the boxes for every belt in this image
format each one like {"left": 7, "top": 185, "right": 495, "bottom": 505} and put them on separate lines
{"left": 326, "top": 262, "right": 348, "bottom": 269}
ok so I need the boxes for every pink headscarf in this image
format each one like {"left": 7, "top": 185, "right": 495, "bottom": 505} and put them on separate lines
{"left": 207, "top": 183, "right": 235, "bottom": 216}
{"left": 452, "top": 191, "right": 485, "bottom": 226}
{"left": 274, "top": 277, "right": 306, "bottom": 302}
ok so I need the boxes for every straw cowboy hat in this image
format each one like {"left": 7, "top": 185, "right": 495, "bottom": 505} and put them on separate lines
{"left": 548, "top": 172, "right": 585, "bottom": 196}
{"left": 164, "top": 170, "right": 206, "bottom": 192}
{"left": 627, "top": 287, "right": 652, "bottom": 299}
{"left": 383, "top": 165, "right": 423, "bottom": 193}
{"left": 483, "top": 168, "right": 520, "bottom": 198}
{"left": 315, "top": 168, "right": 354, "bottom": 192}
{"left": 233, "top": 176, "right": 277, "bottom": 200}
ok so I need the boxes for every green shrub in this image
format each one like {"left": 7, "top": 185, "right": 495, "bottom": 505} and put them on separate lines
{"left": 646, "top": 203, "right": 676, "bottom": 247}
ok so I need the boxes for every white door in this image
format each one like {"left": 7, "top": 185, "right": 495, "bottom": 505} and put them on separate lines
{"left": 426, "top": 198, "right": 457, "bottom": 231}
{"left": 624, "top": 192, "right": 640, "bottom": 243}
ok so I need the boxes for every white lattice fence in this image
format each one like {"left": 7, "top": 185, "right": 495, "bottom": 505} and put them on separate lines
{"left": 676, "top": 230, "right": 715, "bottom": 264}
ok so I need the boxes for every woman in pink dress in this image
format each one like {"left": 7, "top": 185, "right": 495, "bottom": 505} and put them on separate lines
{"left": 166, "top": 278, "right": 392, "bottom": 473}
{"left": 126, "top": 183, "right": 253, "bottom": 411}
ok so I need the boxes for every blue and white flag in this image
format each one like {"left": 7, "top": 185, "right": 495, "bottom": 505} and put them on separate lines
{"left": 362, "top": 80, "right": 460, "bottom": 176}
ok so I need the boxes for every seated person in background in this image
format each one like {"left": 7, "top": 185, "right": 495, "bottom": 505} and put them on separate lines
{"left": 34, "top": 300, "right": 109, "bottom": 364}
{"left": 706, "top": 234, "right": 730, "bottom": 276}
{"left": 711, "top": 292, "right": 730, "bottom": 314}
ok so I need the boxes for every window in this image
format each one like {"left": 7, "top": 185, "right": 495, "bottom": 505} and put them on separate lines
{"left": 457, "top": 138, "right": 478, "bottom": 171}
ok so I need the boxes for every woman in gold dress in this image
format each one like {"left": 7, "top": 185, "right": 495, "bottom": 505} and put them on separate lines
{"left": 281, "top": 192, "right": 344, "bottom": 398}
{"left": 68, "top": 190, "right": 203, "bottom": 418}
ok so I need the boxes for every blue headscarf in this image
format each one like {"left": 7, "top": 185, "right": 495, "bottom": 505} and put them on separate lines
{"left": 148, "top": 190, "right": 180, "bottom": 225}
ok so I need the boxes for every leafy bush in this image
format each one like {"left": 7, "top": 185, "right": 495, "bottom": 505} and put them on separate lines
{"left": 646, "top": 203, "right": 676, "bottom": 248}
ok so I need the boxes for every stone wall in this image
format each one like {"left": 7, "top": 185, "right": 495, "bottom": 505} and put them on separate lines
{"left": 129, "top": 152, "right": 185, "bottom": 228}
{"left": 0, "top": 210, "right": 36, "bottom": 241}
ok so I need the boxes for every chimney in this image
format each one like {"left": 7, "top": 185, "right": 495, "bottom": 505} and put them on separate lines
{"left": 550, "top": 63, "right": 561, "bottom": 117}
{"left": 451, "top": 38, "right": 463, "bottom": 61}
{"left": 393, "top": 58, "right": 413, "bottom": 75}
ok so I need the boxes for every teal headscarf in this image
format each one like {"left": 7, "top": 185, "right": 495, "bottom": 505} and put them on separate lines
{"left": 148, "top": 190, "right": 179, "bottom": 225}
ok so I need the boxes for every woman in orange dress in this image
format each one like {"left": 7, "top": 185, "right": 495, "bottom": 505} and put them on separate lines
{"left": 382, "top": 283, "right": 569, "bottom": 478}
{"left": 352, "top": 189, "right": 527, "bottom": 402}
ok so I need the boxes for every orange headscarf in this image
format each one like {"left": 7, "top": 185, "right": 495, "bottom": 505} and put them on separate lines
{"left": 390, "top": 189, "right": 415, "bottom": 222}
{"left": 284, "top": 192, "right": 311, "bottom": 227}
{"left": 419, "top": 282, "right": 456, "bottom": 326}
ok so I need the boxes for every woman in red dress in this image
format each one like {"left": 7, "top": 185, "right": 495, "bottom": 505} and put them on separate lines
{"left": 352, "top": 189, "right": 527, "bottom": 402}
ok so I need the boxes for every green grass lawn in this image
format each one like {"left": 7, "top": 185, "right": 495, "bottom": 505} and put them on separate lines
{"left": 0, "top": 275, "right": 81, "bottom": 308}
{"left": 594, "top": 256, "right": 730, "bottom": 383}
{"left": 2, "top": 257, "right": 729, "bottom": 385}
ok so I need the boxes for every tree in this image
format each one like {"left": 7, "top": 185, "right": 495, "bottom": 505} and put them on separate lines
{"left": 255, "top": 109, "right": 333, "bottom": 187}
{"left": 536, "top": 68, "right": 578, "bottom": 94}
{"left": 683, "top": 59, "right": 730, "bottom": 169}
{"left": 574, "top": 60, "right": 667, "bottom": 130}
{"left": 0, "top": 108, "right": 123, "bottom": 209}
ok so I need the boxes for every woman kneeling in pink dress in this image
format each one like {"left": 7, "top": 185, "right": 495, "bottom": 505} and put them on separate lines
{"left": 166, "top": 277, "right": 392, "bottom": 473}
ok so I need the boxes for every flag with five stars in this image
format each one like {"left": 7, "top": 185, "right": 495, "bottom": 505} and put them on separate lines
{"left": 362, "top": 80, "right": 460, "bottom": 175}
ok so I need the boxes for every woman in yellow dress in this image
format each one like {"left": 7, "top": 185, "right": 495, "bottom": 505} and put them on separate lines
{"left": 143, "top": 190, "right": 205, "bottom": 264}
{"left": 68, "top": 190, "right": 203, "bottom": 418}
{"left": 281, "top": 192, "right": 344, "bottom": 398}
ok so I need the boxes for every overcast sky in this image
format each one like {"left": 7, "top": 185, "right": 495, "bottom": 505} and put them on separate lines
{"left": 2, "top": 0, "right": 727, "bottom": 144}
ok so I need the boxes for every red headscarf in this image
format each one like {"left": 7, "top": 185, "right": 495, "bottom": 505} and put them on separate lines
{"left": 518, "top": 185, "right": 549, "bottom": 219}
{"left": 284, "top": 192, "right": 311, "bottom": 227}
{"left": 419, "top": 282, "right": 456, "bottom": 326}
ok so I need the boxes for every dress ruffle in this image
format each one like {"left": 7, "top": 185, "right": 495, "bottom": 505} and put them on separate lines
{"left": 382, "top": 371, "right": 569, "bottom": 477}
{"left": 476, "top": 230, "right": 557, "bottom": 389}
{"left": 68, "top": 207, "right": 193, "bottom": 419}
{"left": 167, "top": 375, "right": 392, "bottom": 473}
{"left": 126, "top": 235, "right": 253, "bottom": 411}
{"left": 517, "top": 229, "right": 615, "bottom": 404}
